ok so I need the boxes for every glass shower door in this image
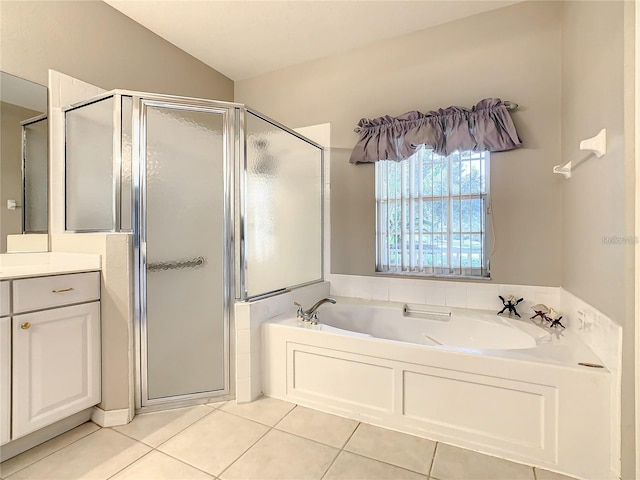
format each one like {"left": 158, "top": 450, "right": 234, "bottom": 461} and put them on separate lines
{"left": 241, "top": 112, "right": 323, "bottom": 299}
{"left": 139, "top": 101, "right": 230, "bottom": 406}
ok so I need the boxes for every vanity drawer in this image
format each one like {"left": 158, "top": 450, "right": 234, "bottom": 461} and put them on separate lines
{"left": 0, "top": 282, "right": 9, "bottom": 317}
{"left": 13, "top": 272, "right": 100, "bottom": 313}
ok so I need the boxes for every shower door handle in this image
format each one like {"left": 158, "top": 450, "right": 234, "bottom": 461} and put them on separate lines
{"left": 146, "top": 256, "right": 207, "bottom": 272}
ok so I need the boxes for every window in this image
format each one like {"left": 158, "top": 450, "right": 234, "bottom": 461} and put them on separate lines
{"left": 375, "top": 147, "right": 490, "bottom": 277}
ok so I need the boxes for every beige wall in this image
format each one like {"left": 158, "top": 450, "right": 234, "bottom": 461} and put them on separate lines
{"left": 0, "top": 102, "right": 40, "bottom": 253}
{"left": 560, "top": 0, "right": 630, "bottom": 323}
{"left": 560, "top": 1, "right": 635, "bottom": 477}
{"left": 0, "top": 0, "right": 233, "bottom": 100}
{"left": 0, "top": 1, "right": 234, "bottom": 414}
{"left": 236, "top": 1, "right": 563, "bottom": 287}
{"left": 238, "top": 5, "right": 636, "bottom": 473}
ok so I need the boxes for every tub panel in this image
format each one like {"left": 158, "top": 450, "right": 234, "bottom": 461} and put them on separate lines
{"left": 287, "top": 344, "right": 394, "bottom": 412}
{"left": 403, "top": 369, "right": 555, "bottom": 454}
{"left": 263, "top": 318, "right": 612, "bottom": 479}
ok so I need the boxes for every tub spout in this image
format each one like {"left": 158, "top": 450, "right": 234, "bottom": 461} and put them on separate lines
{"left": 306, "top": 297, "right": 337, "bottom": 315}
{"left": 294, "top": 297, "right": 336, "bottom": 323}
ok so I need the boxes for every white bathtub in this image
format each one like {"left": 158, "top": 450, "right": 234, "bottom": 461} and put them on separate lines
{"left": 262, "top": 297, "right": 613, "bottom": 480}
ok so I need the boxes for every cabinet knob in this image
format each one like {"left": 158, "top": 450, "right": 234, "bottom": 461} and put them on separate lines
{"left": 20, "top": 322, "right": 31, "bottom": 330}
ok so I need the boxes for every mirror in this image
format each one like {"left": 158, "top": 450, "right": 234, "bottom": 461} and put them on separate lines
{"left": 0, "top": 71, "right": 48, "bottom": 253}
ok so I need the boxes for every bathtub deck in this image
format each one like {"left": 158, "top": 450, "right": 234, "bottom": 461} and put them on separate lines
{"left": 0, "top": 396, "right": 578, "bottom": 480}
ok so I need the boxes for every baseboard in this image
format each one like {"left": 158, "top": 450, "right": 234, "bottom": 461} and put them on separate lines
{"left": 91, "top": 407, "right": 130, "bottom": 427}
{"left": 0, "top": 409, "right": 92, "bottom": 462}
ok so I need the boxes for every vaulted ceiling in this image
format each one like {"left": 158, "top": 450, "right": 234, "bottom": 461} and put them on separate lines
{"left": 104, "top": 1, "right": 522, "bottom": 81}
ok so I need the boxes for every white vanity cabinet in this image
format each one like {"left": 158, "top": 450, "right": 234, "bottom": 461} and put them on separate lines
{"left": 1, "top": 282, "right": 11, "bottom": 445}
{"left": 0, "top": 272, "right": 101, "bottom": 444}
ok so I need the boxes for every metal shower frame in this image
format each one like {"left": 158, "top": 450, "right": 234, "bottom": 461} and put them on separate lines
{"left": 62, "top": 90, "right": 324, "bottom": 411}
{"left": 21, "top": 113, "right": 48, "bottom": 234}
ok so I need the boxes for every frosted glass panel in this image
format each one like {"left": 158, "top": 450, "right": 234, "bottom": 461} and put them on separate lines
{"left": 65, "top": 97, "right": 114, "bottom": 231}
{"left": 120, "top": 96, "right": 132, "bottom": 231}
{"left": 245, "top": 112, "right": 322, "bottom": 298}
{"left": 145, "top": 105, "right": 226, "bottom": 400}
{"left": 23, "top": 117, "right": 48, "bottom": 232}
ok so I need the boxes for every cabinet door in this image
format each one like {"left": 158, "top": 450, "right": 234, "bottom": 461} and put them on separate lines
{"left": 0, "top": 282, "right": 9, "bottom": 317}
{"left": 1, "top": 316, "right": 10, "bottom": 445}
{"left": 12, "top": 302, "right": 100, "bottom": 439}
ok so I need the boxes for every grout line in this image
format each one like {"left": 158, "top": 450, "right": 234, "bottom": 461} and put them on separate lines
{"left": 338, "top": 420, "right": 360, "bottom": 450}
{"left": 215, "top": 404, "right": 296, "bottom": 429}
{"left": 319, "top": 421, "right": 361, "bottom": 480}
{"left": 213, "top": 402, "right": 298, "bottom": 479}
{"left": 136, "top": 404, "right": 279, "bottom": 479}
{"left": 270, "top": 425, "right": 347, "bottom": 451}
{"left": 271, "top": 404, "right": 298, "bottom": 429}
{"left": 3, "top": 402, "right": 560, "bottom": 480}
{"left": 0, "top": 422, "right": 101, "bottom": 477}
{"left": 318, "top": 446, "right": 343, "bottom": 480}
{"left": 225, "top": 405, "right": 434, "bottom": 477}
{"left": 110, "top": 428, "right": 154, "bottom": 447}
{"left": 270, "top": 418, "right": 357, "bottom": 451}
{"left": 269, "top": 405, "right": 360, "bottom": 447}
{"left": 337, "top": 450, "right": 432, "bottom": 479}
{"left": 215, "top": 423, "right": 274, "bottom": 479}
{"left": 340, "top": 423, "right": 435, "bottom": 476}
{"left": 151, "top": 407, "right": 217, "bottom": 449}
{"left": 151, "top": 449, "right": 220, "bottom": 479}
{"left": 217, "top": 403, "right": 363, "bottom": 479}
{"left": 427, "top": 442, "right": 439, "bottom": 479}
{"left": 105, "top": 448, "right": 155, "bottom": 480}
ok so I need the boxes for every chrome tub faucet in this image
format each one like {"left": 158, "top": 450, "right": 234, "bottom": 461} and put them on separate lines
{"left": 294, "top": 297, "right": 336, "bottom": 325}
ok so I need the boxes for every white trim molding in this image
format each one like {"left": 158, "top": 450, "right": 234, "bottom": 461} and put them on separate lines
{"left": 635, "top": 1, "right": 640, "bottom": 478}
{"left": 0, "top": 409, "right": 92, "bottom": 462}
{"left": 91, "top": 407, "right": 131, "bottom": 427}
{"left": 560, "top": 288, "right": 622, "bottom": 479}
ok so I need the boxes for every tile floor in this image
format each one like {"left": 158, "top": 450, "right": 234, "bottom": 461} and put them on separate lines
{"left": 1, "top": 397, "right": 578, "bottom": 480}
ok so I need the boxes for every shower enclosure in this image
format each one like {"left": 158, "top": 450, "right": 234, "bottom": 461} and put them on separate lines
{"left": 63, "top": 91, "right": 323, "bottom": 411}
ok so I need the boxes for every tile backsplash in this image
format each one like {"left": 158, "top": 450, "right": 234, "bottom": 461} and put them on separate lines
{"left": 326, "top": 273, "right": 621, "bottom": 374}
{"left": 235, "top": 281, "right": 331, "bottom": 403}
{"left": 327, "top": 273, "right": 561, "bottom": 317}
{"left": 559, "top": 288, "right": 621, "bottom": 373}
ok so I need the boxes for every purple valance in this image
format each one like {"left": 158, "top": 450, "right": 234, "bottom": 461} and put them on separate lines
{"left": 349, "top": 98, "right": 522, "bottom": 164}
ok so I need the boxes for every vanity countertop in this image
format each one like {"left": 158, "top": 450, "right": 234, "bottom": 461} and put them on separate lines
{"left": 0, "top": 252, "right": 101, "bottom": 280}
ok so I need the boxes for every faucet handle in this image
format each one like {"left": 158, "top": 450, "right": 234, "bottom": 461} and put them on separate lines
{"left": 294, "top": 302, "right": 305, "bottom": 319}
{"left": 310, "top": 312, "right": 319, "bottom": 325}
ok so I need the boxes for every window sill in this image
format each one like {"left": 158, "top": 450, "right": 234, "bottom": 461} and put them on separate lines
{"left": 374, "top": 271, "right": 492, "bottom": 282}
